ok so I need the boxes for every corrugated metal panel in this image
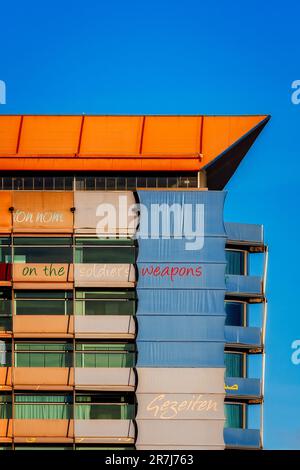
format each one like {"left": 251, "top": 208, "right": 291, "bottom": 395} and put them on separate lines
{"left": 136, "top": 289, "right": 225, "bottom": 316}
{"left": 226, "top": 274, "right": 262, "bottom": 295}
{"left": 135, "top": 420, "right": 225, "bottom": 447}
{"left": 137, "top": 316, "right": 225, "bottom": 341}
{"left": 224, "top": 326, "right": 262, "bottom": 346}
{"left": 12, "top": 191, "right": 74, "bottom": 232}
{"left": 136, "top": 393, "right": 225, "bottom": 420}
{"left": 137, "top": 237, "right": 226, "bottom": 263}
{"left": 136, "top": 341, "right": 225, "bottom": 367}
{"left": 137, "top": 263, "right": 226, "bottom": 289}
{"left": 225, "top": 222, "right": 263, "bottom": 244}
{"left": 136, "top": 368, "right": 225, "bottom": 394}
{"left": 74, "top": 191, "right": 137, "bottom": 234}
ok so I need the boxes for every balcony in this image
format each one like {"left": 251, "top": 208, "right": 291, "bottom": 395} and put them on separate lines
{"left": 225, "top": 326, "right": 262, "bottom": 351}
{"left": 74, "top": 264, "right": 135, "bottom": 288}
{"left": 13, "top": 316, "right": 74, "bottom": 338}
{"left": 74, "top": 368, "right": 136, "bottom": 391}
{"left": 135, "top": 420, "right": 225, "bottom": 447}
{"left": 225, "top": 223, "right": 264, "bottom": 250}
{"left": 226, "top": 275, "right": 263, "bottom": 299}
{"left": 74, "top": 315, "right": 135, "bottom": 339}
{"left": 13, "top": 263, "right": 73, "bottom": 290}
{"left": 13, "top": 420, "right": 74, "bottom": 443}
{"left": 0, "top": 420, "right": 12, "bottom": 441}
{"left": 0, "top": 263, "right": 12, "bottom": 286}
{"left": 74, "top": 419, "right": 135, "bottom": 444}
{"left": 225, "top": 378, "right": 262, "bottom": 401}
{"left": 13, "top": 368, "right": 74, "bottom": 390}
{"left": 224, "top": 428, "right": 261, "bottom": 449}
{"left": 0, "top": 367, "right": 12, "bottom": 389}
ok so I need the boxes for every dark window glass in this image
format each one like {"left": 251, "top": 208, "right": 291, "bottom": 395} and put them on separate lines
{"left": 137, "top": 177, "right": 146, "bottom": 188}
{"left": 167, "top": 177, "right": 178, "bottom": 188}
{"left": 44, "top": 177, "right": 54, "bottom": 190}
{"left": 2, "top": 178, "right": 12, "bottom": 190}
{"left": 146, "top": 177, "right": 156, "bottom": 188}
{"left": 225, "top": 302, "right": 245, "bottom": 326}
{"left": 86, "top": 177, "right": 95, "bottom": 190}
{"left": 75, "top": 393, "right": 135, "bottom": 419}
{"left": 225, "top": 353, "right": 244, "bottom": 378}
{"left": 75, "top": 343, "right": 136, "bottom": 368}
{"left": 106, "top": 178, "right": 116, "bottom": 190}
{"left": 15, "top": 343, "right": 73, "bottom": 367}
{"left": 117, "top": 177, "right": 126, "bottom": 190}
{"left": 75, "top": 289, "right": 136, "bottom": 316}
{"left": 54, "top": 177, "right": 65, "bottom": 190}
{"left": 65, "top": 177, "right": 73, "bottom": 190}
{"left": 13, "top": 178, "right": 24, "bottom": 190}
{"left": 15, "top": 291, "right": 73, "bottom": 316}
{"left": 24, "top": 177, "right": 34, "bottom": 190}
{"left": 34, "top": 177, "right": 43, "bottom": 190}
{"left": 157, "top": 177, "right": 167, "bottom": 187}
{"left": 224, "top": 404, "right": 244, "bottom": 428}
{"left": 126, "top": 178, "right": 136, "bottom": 190}
{"left": 226, "top": 250, "right": 245, "bottom": 275}
{"left": 13, "top": 247, "right": 72, "bottom": 263}
{"left": 95, "top": 177, "right": 106, "bottom": 190}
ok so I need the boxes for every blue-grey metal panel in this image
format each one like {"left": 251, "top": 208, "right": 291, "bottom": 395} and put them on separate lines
{"left": 226, "top": 275, "right": 262, "bottom": 295}
{"left": 137, "top": 316, "right": 225, "bottom": 341}
{"left": 137, "top": 237, "right": 226, "bottom": 263}
{"left": 136, "top": 341, "right": 225, "bottom": 367}
{"left": 225, "top": 377, "right": 261, "bottom": 397}
{"left": 224, "top": 428, "right": 261, "bottom": 448}
{"left": 225, "top": 326, "right": 262, "bottom": 346}
{"left": 225, "top": 222, "right": 263, "bottom": 244}
{"left": 136, "top": 289, "right": 226, "bottom": 316}
{"left": 137, "top": 190, "right": 226, "bottom": 237}
{"left": 138, "top": 263, "right": 226, "bottom": 289}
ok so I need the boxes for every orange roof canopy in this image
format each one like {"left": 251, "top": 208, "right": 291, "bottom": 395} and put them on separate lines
{"left": 0, "top": 115, "right": 269, "bottom": 176}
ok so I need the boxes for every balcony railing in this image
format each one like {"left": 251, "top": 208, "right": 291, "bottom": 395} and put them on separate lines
{"left": 224, "top": 428, "right": 261, "bottom": 449}
{"left": 225, "top": 377, "right": 261, "bottom": 400}
{"left": 226, "top": 275, "right": 263, "bottom": 297}
{"left": 225, "top": 326, "right": 262, "bottom": 349}
{"left": 225, "top": 223, "right": 264, "bottom": 248}
{"left": 74, "top": 419, "right": 135, "bottom": 444}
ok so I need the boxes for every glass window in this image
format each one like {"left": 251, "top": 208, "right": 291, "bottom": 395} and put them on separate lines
{"left": 75, "top": 238, "right": 136, "bottom": 264}
{"left": 224, "top": 403, "right": 244, "bottom": 428}
{"left": 225, "top": 302, "right": 245, "bottom": 326}
{"left": 75, "top": 342, "right": 136, "bottom": 368}
{"left": 226, "top": 250, "right": 246, "bottom": 275}
{"left": 0, "top": 237, "right": 11, "bottom": 263}
{"left": 13, "top": 237, "right": 73, "bottom": 264}
{"left": 0, "top": 394, "right": 12, "bottom": 419}
{"left": 75, "top": 393, "right": 135, "bottom": 419}
{"left": 75, "top": 289, "right": 136, "bottom": 316}
{"left": 15, "top": 290, "right": 73, "bottom": 316}
{"left": 15, "top": 342, "right": 73, "bottom": 367}
{"left": 0, "top": 341, "right": 12, "bottom": 367}
{"left": 225, "top": 353, "right": 245, "bottom": 378}
{"left": 14, "top": 394, "right": 73, "bottom": 419}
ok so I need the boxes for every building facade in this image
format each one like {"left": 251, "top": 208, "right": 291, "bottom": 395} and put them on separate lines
{"left": 0, "top": 115, "right": 269, "bottom": 450}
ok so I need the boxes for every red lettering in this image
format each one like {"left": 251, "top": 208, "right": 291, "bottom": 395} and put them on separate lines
{"left": 195, "top": 266, "right": 202, "bottom": 277}
{"left": 170, "top": 267, "right": 179, "bottom": 282}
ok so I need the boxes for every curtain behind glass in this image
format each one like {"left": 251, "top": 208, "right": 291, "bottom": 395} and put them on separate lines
{"left": 225, "top": 251, "right": 245, "bottom": 275}
{"left": 225, "top": 353, "right": 244, "bottom": 377}
{"left": 224, "top": 404, "right": 243, "bottom": 428}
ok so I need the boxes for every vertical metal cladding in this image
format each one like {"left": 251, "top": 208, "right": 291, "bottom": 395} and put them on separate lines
{"left": 135, "top": 190, "right": 227, "bottom": 449}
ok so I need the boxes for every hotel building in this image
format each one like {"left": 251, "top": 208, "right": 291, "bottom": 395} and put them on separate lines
{"left": 0, "top": 115, "right": 269, "bottom": 450}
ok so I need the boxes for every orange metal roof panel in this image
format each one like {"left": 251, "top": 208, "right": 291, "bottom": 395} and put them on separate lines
{"left": 141, "top": 116, "right": 202, "bottom": 156}
{"left": 201, "top": 115, "right": 268, "bottom": 167}
{"left": 0, "top": 116, "right": 21, "bottom": 155}
{"left": 0, "top": 115, "right": 269, "bottom": 174}
{"left": 18, "top": 115, "right": 82, "bottom": 156}
{"left": 80, "top": 116, "right": 143, "bottom": 156}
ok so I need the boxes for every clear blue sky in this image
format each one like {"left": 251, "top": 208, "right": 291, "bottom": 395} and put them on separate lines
{"left": 1, "top": 0, "right": 299, "bottom": 449}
